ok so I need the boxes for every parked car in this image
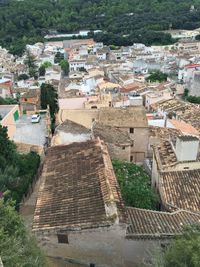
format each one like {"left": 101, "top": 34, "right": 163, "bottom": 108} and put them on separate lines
{"left": 31, "top": 114, "right": 41, "bottom": 123}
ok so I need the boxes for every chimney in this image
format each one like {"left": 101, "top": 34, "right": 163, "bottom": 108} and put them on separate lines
{"left": 175, "top": 135, "right": 199, "bottom": 162}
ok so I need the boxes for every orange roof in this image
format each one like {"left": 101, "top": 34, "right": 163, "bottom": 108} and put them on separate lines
{"left": 169, "top": 119, "right": 199, "bottom": 136}
{"left": 120, "top": 82, "right": 144, "bottom": 93}
{"left": 184, "top": 63, "right": 200, "bottom": 69}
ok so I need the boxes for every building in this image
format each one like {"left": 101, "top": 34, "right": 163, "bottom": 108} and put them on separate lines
{"left": 92, "top": 122, "right": 132, "bottom": 162}
{"left": 0, "top": 78, "right": 12, "bottom": 98}
{"left": 32, "top": 139, "right": 127, "bottom": 267}
{"left": 59, "top": 106, "right": 149, "bottom": 163}
{"left": 145, "top": 89, "right": 173, "bottom": 111}
{"left": 0, "top": 105, "right": 20, "bottom": 139}
{"left": 189, "top": 70, "right": 200, "bottom": 96}
{"left": 20, "top": 89, "right": 40, "bottom": 114}
{"left": 152, "top": 135, "right": 200, "bottom": 212}
{"left": 151, "top": 98, "right": 200, "bottom": 133}
{"left": 124, "top": 207, "right": 200, "bottom": 266}
{"left": 51, "top": 119, "right": 91, "bottom": 146}
{"left": 97, "top": 107, "right": 149, "bottom": 163}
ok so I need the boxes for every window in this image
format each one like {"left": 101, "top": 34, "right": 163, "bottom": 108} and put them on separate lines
{"left": 122, "top": 146, "right": 125, "bottom": 150}
{"left": 130, "top": 156, "right": 133, "bottom": 162}
{"left": 183, "top": 167, "right": 189, "bottom": 170}
{"left": 130, "top": 128, "right": 134, "bottom": 134}
{"left": 57, "top": 233, "right": 69, "bottom": 244}
{"left": 24, "top": 98, "right": 27, "bottom": 102}
{"left": 131, "top": 141, "right": 134, "bottom": 147}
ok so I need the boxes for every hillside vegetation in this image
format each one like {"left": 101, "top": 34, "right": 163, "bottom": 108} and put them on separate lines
{"left": 1, "top": 0, "right": 200, "bottom": 54}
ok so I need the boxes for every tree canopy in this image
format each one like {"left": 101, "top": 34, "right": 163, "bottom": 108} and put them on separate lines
{"left": 0, "top": 125, "right": 40, "bottom": 208}
{"left": 112, "top": 160, "right": 158, "bottom": 210}
{"left": 1, "top": 0, "right": 200, "bottom": 55}
{"left": 187, "top": 95, "right": 200, "bottom": 104}
{"left": 24, "top": 50, "right": 38, "bottom": 79}
{"left": 146, "top": 70, "right": 168, "bottom": 83}
{"left": 40, "top": 83, "right": 58, "bottom": 132}
{"left": 59, "top": 59, "right": 69, "bottom": 75}
{"left": 0, "top": 200, "right": 47, "bottom": 267}
{"left": 148, "top": 225, "right": 200, "bottom": 267}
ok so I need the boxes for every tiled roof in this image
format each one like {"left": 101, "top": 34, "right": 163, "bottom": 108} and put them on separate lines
{"left": 92, "top": 122, "right": 132, "bottom": 145}
{"left": 149, "top": 126, "right": 182, "bottom": 140}
{"left": 56, "top": 120, "right": 90, "bottom": 135}
{"left": 169, "top": 119, "right": 199, "bottom": 136}
{"left": 160, "top": 170, "right": 200, "bottom": 213}
{"left": 33, "top": 139, "right": 126, "bottom": 231}
{"left": 126, "top": 207, "right": 200, "bottom": 239}
{"left": 120, "top": 82, "right": 145, "bottom": 93}
{"left": 98, "top": 107, "right": 148, "bottom": 128}
{"left": 151, "top": 99, "right": 200, "bottom": 133}
{"left": 21, "top": 89, "right": 39, "bottom": 99}
{"left": 153, "top": 140, "right": 177, "bottom": 169}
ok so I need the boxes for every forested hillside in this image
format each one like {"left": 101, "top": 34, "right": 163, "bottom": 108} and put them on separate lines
{"left": 1, "top": 0, "right": 200, "bottom": 54}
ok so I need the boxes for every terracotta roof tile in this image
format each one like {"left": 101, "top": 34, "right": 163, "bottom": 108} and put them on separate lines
{"left": 98, "top": 107, "right": 148, "bottom": 128}
{"left": 33, "top": 139, "right": 126, "bottom": 231}
{"left": 160, "top": 170, "right": 200, "bottom": 213}
{"left": 126, "top": 207, "right": 200, "bottom": 239}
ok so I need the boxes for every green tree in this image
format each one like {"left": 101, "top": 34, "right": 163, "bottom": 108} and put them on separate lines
{"left": 0, "top": 97, "right": 18, "bottom": 105}
{"left": 24, "top": 50, "right": 38, "bottom": 79}
{"left": 54, "top": 52, "right": 64, "bottom": 64}
{"left": 40, "top": 83, "right": 58, "bottom": 116}
{"left": 0, "top": 126, "right": 17, "bottom": 171}
{"left": 42, "top": 61, "right": 52, "bottom": 68}
{"left": 148, "top": 225, "right": 200, "bottom": 267}
{"left": 17, "top": 73, "right": 29, "bottom": 81}
{"left": 187, "top": 95, "right": 200, "bottom": 104}
{"left": 38, "top": 64, "right": 46, "bottom": 76}
{"left": 40, "top": 83, "right": 58, "bottom": 132}
{"left": 59, "top": 59, "right": 69, "bottom": 75}
{"left": 0, "top": 200, "right": 47, "bottom": 267}
{"left": 0, "top": 125, "right": 40, "bottom": 207}
{"left": 112, "top": 160, "right": 158, "bottom": 209}
{"left": 146, "top": 71, "right": 168, "bottom": 83}
{"left": 39, "top": 61, "right": 52, "bottom": 76}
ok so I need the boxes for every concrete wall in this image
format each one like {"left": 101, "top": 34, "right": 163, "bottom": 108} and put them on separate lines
{"left": 58, "top": 109, "right": 99, "bottom": 129}
{"left": 58, "top": 97, "right": 88, "bottom": 110}
{"left": 175, "top": 138, "right": 199, "bottom": 161}
{"left": 51, "top": 131, "right": 91, "bottom": 146}
{"left": 34, "top": 225, "right": 126, "bottom": 267}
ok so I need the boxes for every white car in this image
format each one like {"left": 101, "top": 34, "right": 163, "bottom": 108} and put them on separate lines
{"left": 31, "top": 114, "right": 41, "bottom": 123}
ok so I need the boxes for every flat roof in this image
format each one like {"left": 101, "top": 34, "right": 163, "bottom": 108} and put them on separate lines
{"left": 0, "top": 105, "right": 16, "bottom": 119}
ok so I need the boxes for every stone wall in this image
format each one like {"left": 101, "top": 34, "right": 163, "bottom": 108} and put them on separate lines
{"left": 16, "top": 142, "right": 44, "bottom": 157}
{"left": 34, "top": 225, "right": 126, "bottom": 267}
{"left": 107, "top": 143, "right": 131, "bottom": 162}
